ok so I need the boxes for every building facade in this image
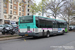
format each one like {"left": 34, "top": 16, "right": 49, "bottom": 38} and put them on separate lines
{"left": 3, "top": 0, "right": 27, "bottom": 24}
{"left": 0, "top": 0, "right": 33, "bottom": 24}
{"left": 25, "top": 0, "right": 33, "bottom": 15}
{"left": 0, "top": 0, "right": 4, "bottom": 24}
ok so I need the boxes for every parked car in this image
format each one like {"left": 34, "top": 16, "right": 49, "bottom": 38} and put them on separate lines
{"left": 69, "top": 25, "right": 75, "bottom": 31}
{"left": 2, "top": 24, "right": 15, "bottom": 35}
{"left": 0, "top": 25, "right": 4, "bottom": 32}
{"left": 11, "top": 24, "right": 19, "bottom": 34}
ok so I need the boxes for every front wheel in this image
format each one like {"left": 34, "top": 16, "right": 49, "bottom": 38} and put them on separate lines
{"left": 11, "top": 32, "right": 14, "bottom": 35}
{"left": 2, "top": 32, "right": 5, "bottom": 35}
{"left": 9, "top": 31, "right": 14, "bottom": 35}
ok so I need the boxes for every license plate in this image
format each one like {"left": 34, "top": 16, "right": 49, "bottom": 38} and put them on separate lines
{"left": 25, "top": 34, "right": 28, "bottom": 36}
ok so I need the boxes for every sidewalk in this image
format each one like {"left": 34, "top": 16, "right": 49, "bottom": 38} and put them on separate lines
{"left": 0, "top": 34, "right": 18, "bottom": 38}
{"left": 0, "top": 32, "right": 21, "bottom": 41}
{"left": 0, "top": 36, "right": 21, "bottom": 41}
{"left": 0, "top": 32, "right": 18, "bottom": 37}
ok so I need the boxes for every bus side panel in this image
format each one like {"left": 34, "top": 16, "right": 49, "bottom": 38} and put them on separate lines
{"left": 43, "top": 28, "right": 53, "bottom": 35}
{"left": 35, "top": 28, "right": 43, "bottom": 36}
{"left": 34, "top": 28, "right": 53, "bottom": 36}
{"left": 58, "top": 28, "right": 65, "bottom": 33}
{"left": 52, "top": 28, "right": 58, "bottom": 34}
{"left": 34, "top": 28, "right": 45, "bottom": 36}
{"left": 43, "top": 28, "right": 52, "bottom": 33}
{"left": 20, "top": 29, "right": 27, "bottom": 32}
{"left": 20, "top": 28, "right": 34, "bottom": 33}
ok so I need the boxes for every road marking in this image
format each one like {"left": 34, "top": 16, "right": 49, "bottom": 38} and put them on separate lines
{"left": 24, "top": 39, "right": 26, "bottom": 41}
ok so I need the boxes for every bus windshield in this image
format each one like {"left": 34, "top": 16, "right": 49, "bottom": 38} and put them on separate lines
{"left": 20, "top": 16, "right": 33, "bottom": 23}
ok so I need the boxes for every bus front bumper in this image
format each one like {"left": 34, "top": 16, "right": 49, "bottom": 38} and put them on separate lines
{"left": 19, "top": 32, "right": 39, "bottom": 37}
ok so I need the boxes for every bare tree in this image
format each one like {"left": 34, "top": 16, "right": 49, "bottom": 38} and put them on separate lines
{"left": 60, "top": 0, "right": 75, "bottom": 30}
{"left": 46, "top": 0, "right": 66, "bottom": 18}
{"left": 45, "top": 0, "right": 75, "bottom": 31}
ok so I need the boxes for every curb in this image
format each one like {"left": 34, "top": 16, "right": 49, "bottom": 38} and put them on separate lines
{"left": 0, "top": 36, "right": 21, "bottom": 41}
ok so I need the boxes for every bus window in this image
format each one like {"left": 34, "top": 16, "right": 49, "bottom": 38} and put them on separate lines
{"left": 36, "top": 17, "right": 40, "bottom": 28}
{"left": 36, "top": 20, "right": 39, "bottom": 28}
{"left": 64, "top": 23, "right": 67, "bottom": 28}
{"left": 53, "top": 22, "right": 58, "bottom": 28}
{"left": 39, "top": 19, "right": 45, "bottom": 28}
{"left": 45, "top": 21, "right": 52, "bottom": 28}
{"left": 58, "top": 23, "right": 64, "bottom": 28}
{"left": 20, "top": 16, "right": 33, "bottom": 23}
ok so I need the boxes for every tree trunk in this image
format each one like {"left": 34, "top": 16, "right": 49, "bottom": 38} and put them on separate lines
{"left": 67, "top": 15, "right": 70, "bottom": 32}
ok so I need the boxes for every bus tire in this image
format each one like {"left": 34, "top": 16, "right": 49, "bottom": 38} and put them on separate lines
{"left": 2, "top": 32, "right": 5, "bottom": 35}
{"left": 46, "top": 31, "right": 50, "bottom": 38}
{"left": 62, "top": 30, "right": 65, "bottom": 35}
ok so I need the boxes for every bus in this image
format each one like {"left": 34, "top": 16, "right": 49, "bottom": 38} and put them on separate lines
{"left": 18, "top": 15, "right": 68, "bottom": 38}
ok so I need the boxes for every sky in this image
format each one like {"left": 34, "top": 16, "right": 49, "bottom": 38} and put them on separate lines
{"left": 34, "top": 0, "right": 41, "bottom": 5}
{"left": 33, "top": 0, "right": 55, "bottom": 18}
{"left": 34, "top": 0, "right": 62, "bottom": 19}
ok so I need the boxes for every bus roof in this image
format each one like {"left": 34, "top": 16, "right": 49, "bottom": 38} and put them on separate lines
{"left": 33, "top": 15, "right": 66, "bottom": 23}
{"left": 20, "top": 15, "right": 66, "bottom": 23}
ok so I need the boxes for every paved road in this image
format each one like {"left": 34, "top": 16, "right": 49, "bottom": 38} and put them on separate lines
{"left": 0, "top": 32, "right": 75, "bottom": 50}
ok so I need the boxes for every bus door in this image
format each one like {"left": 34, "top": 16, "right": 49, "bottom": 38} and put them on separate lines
{"left": 52, "top": 22, "right": 58, "bottom": 33}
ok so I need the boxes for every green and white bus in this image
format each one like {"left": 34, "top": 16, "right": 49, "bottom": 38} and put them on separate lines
{"left": 18, "top": 15, "right": 68, "bottom": 38}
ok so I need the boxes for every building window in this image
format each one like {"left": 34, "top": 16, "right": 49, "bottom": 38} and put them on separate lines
{"left": 14, "top": 2, "right": 17, "bottom": 4}
{"left": 19, "top": 7, "right": 21, "bottom": 11}
{"left": 13, "top": 17, "right": 16, "bottom": 19}
{"left": 10, "top": 5, "right": 12, "bottom": 9}
{"left": 14, "top": 11, "right": 16, "bottom": 15}
{"left": 28, "top": 0, "right": 29, "bottom": 3}
{"left": 10, "top": 0, "right": 12, "bottom": 3}
{"left": 4, "top": 20, "right": 10, "bottom": 24}
{"left": 22, "top": 0, "right": 24, "bottom": 2}
{"left": 9, "top": 16, "right": 12, "bottom": 19}
{"left": 28, "top": 13, "right": 29, "bottom": 15}
{"left": 14, "top": 6, "right": 17, "bottom": 9}
{"left": 22, "top": 13, "right": 24, "bottom": 16}
{"left": 19, "top": 12, "right": 21, "bottom": 16}
{"left": 28, "top": 5, "right": 29, "bottom": 7}
{"left": 4, "top": 9, "right": 7, "bottom": 13}
{"left": 10, "top": 10, "right": 12, "bottom": 14}
{"left": 22, "top": 9, "right": 24, "bottom": 12}
{"left": 28, "top": 9, "right": 29, "bottom": 12}
{"left": 4, "top": 15, "right": 7, "bottom": 19}
{"left": 4, "top": 4, "right": 7, "bottom": 8}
